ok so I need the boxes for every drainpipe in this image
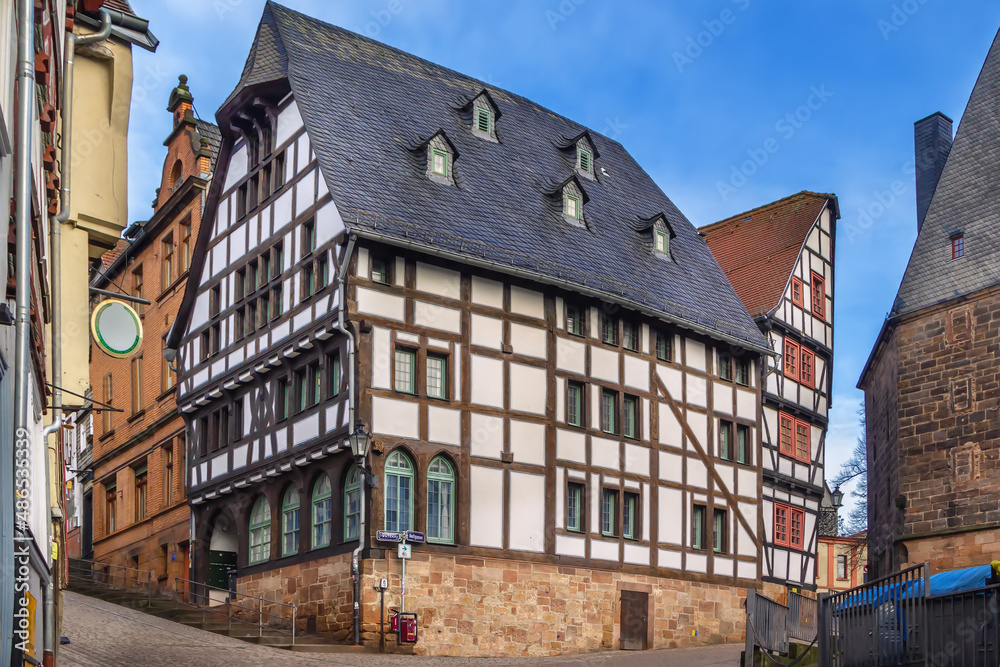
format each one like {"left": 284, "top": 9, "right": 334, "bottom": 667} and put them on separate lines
{"left": 40, "top": 10, "right": 113, "bottom": 666}
{"left": 334, "top": 235, "right": 362, "bottom": 644}
{"left": 8, "top": 0, "right": 37, "bottom": 660}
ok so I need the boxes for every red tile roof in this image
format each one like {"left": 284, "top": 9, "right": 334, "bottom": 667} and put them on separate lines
{"left": 699, "top": 191, "right": 834, "bottom": 318}
{"left": 99, "top": 239, "right": 131, "bottom": 270}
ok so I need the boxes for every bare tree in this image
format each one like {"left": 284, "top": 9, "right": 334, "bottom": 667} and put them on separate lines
{"left": 832, "top": 403, "right": 868, "bottom": 535}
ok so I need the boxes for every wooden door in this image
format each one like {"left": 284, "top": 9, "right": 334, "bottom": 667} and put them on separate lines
{"left": 620, "top": 590, "right": 649, "bottom": 650}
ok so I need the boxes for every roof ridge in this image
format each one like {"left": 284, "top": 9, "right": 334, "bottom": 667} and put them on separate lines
{"left": 699, "top": 190, "right": 833, "bottom": 233}
{"left": 265, "top": 1, "right": 630, "bottom": 152}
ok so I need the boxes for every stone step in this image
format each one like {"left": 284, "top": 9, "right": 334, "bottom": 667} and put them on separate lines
{"left": 288, "top": 643, "right": 367, "bottom": 653}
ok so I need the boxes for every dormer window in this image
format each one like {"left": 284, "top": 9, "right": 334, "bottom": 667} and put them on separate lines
{"left": 476, "top": 107, "right": 492, "bottom": 134}
{"left": 565, "top": 193, "right": 581, "bottom": 219}
{"left": 655, "top": 229, "right": 669, "bottom": 254}
{"left": 951, "top": 233, "right": 964, "bottom": 259}
{"left": 432, "top": 149, "right": 450, "bottom": 177}
{"left": 578, "top": 148, "right": 593, "bottom": 174}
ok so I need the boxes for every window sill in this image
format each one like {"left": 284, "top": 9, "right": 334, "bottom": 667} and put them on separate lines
{"left": 98, "top": 429, "right": 115, "bottom": 442}
{"left": 126, "top": 410, "right": 146, "bottom": 424}
{"left": 156, "top": 386, "right": 177, "bottom": 403}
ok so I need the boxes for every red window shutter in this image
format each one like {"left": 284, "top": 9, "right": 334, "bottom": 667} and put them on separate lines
{"left": 783, "top": 339, "right": 799, "bottom": 381}
{"left": 800, "top": 348, "right": 814, "bottom": 388}
{"left": 774, "top": 504, "right": 789, "bottom": 547}
{"left": 811, "top": 273, "right": 826, "bottom": 320}
{"left": 791, "top": 277, "right": 804, "bottom": 307}
{"left": 795, "top": 420, "right": 810, "bottom": 462}
{"left": 779, "top": 413, "right": 794, "bottom": 455}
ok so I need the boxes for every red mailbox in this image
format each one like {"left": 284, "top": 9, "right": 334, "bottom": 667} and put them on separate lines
{"left": 388, "top": 608, "right": 399, "bottom": 633}
{"left": 398, "top": 612, "right": 418, "bottom": 643}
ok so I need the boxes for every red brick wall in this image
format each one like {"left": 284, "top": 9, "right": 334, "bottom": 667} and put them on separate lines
{"left": 864, "top": 287, "right": 1000, "bottom": 576}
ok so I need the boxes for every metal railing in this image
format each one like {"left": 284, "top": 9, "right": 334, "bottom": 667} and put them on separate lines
{"left": 819, "top": 562, "right": 929, "bottom": 666}
{"left": 924, "top": 582, "right": 1000, "bottom": 667}
{"left": 173, "top": 577, "right": 297, "bottom": 645}
{"left": 745, "top": 587, "right": 790, "bottom": 663}
{"left": 67, "top": 558, "right": 155, "bottom": 605}
{"left": 789, "top": 591, "right": 818, "bottom": 643}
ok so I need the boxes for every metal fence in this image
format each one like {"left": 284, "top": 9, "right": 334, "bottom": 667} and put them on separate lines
{"left": 173, "top": 577, "right": 298, "bottom": 645}
{"left": 745, "top": 588, "right": 790, "bottom": 665}
{"left": 819, "top": 563, "right": 929, "bottom": 666}
{"left": 922, "top": 583, "right": 1000, "bottom": 667}
{"left": 67, "top": 558, "right": 155, "bottom": 604}
{"left": 789, "top": 591, "right": 819, "bottom": 643}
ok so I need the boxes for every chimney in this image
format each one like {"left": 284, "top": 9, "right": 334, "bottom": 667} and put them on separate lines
{"left": 166, "top": 74, "right": 194, "bottom": 130}
{"left": 914, "top": 112, "right": 953, "bottom": 232}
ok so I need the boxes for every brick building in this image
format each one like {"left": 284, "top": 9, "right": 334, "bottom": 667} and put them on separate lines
{"left": 165, "top": 3, "right": 777, "bottom": 656}
{"left": 90, "top": 76, "right": 219, "bottom": 593}
{"left": 858, "top": 29, "right": 1000, "bottom": 578}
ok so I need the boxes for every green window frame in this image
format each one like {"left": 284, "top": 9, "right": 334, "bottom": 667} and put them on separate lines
{"left": 655, "top": 229, "right": 669, "bottom": 254}
{"left": 623, "top": 321, "right": 639, "bottom": 351}
{"left": 719, "top": 420, "right": 733, "bottom": 461}
{"left": 692, "top": 504, "right": 706, "bottom": 550}
{"left": 623, "top": 395, "right": 638, "bottom": 439}
{"left": 736, "top": 424, "right": 750, "bottom": 465}
{"left": 426, "top": 457, "right": 455, "bottom": 544}
{"left": 427, "top": 354, "right": 447, "bottom": 400}
{"left": 719, "top": 353, "right": 732, "bottom": 381}
{"left": 713, "top": 508, "right": 727, "bottom": 553}
{"left": 249, "top": 495, "right": 271, "bottom": 565}
{"left": 327, "top": 351, "right": 341, "bottom": 398}
{"left": 276, "top": 377, "right": 290, "bottom": 421}
{"left": 431, "top": 148, "right": 449, "bottom": 177}
{"left": 656, "top": 331, "right": 672, "bottom": 361}
{"left": 601, "top": 488, "right": 618, "bottom": 537}
{"left": 567, "top": 381, "right": 584, "bottom": 427}
{"left": 344, "top": 466, "right": 360, "bottom": 541}
{"left": 281, "top": 486, "right": 300, "bottom": 557}
{"left": 735, "top": 358, "right": 750, "bottom": 386}
{"left": 567, "top": 482, "right": 585, "bottom": 532}
{"left": 601, "top": 389, "right": 617, "bottom": 434}
{"left": 384, "top": 451, "right": 414, "bottom": 532}
{"left": 371, "top": 256, "right": 391, "bottom": 285}
{"left": 564, "top": 192, "right": 581, "bottom": 219}
{"left": 312, "top": 474, "right": 332, "bottom": 549}
{"left": 623, "top": 492, "right": 639, "bottom": 540}
{"left": 566, "top": 304, "right": 584, "bottom": 336}
{"left": 600, "top": 312, "right": 617, "bottom": 345}
{"left": 476, "top": 106, "right": 492, "bottom": 134}
{"left": 394, "top": 348, "right": 416, "bottom": 394}
{"left": 578, "top": 148, "right": 592, "bottom": 174}
{"left": 302, "top": 220, "right": 316, "bottom": 256}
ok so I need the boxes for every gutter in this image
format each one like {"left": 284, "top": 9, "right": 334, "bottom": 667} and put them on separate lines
{"left": 42, "top": 10, "right": 113, "bottom": 666}
{"left": 335, "top": 235, "right": 364, "bottom": 645}
{"left": 351, "top": 228, "right": 776, "bottom": 357}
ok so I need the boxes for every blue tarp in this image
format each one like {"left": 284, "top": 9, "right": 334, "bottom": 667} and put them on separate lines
{"left": 839, "top": 564, "right": 995, "bottom": 610}
{"left": 928, "top": 564, "right": 993, "bottom": 596}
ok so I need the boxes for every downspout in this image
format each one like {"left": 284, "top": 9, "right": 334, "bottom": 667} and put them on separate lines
{"left": 8, "top": 0, "right": 36, "bottom": 662}
{"left": 41, "top": 10, "right": 113, "bottom": 666}
{"left": 335, "top": 234, "right": 361, "bottom": 645}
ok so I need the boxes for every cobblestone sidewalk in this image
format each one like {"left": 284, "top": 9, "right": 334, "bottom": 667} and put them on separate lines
{"left": 60, "top": 591, "right": 742, "bottom": 666}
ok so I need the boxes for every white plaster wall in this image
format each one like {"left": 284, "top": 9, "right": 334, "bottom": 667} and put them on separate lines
{"left": 509, "top": 363, "right": 546, "bottom": 415}
{"left": 470, "top": 466, "right": 504, "bottom": 548}
{"left": 471, "top": 314, "right": 503, "bottom": 350}
{"left": 471, "top": 276, "right": 503, "bottom": 309}
{"left": 510, "top": 323, "right": 547, "bottom": 359}
{"left": 470, "top": 412, "right": 503, "bottom": 459}
{"left": 508, "top": 472, "right": 545, "bottom": 552}
{"left": 509, "top": 420, "right": 546, "bottom": 466}
{"left": 509, "top": 285, "right": 544, "bottom": 319}
{"left": 356, "top": 287, "right": 405, "bottom": 322}
{"left": 415, "top": 262, "right": 461, "bottom": 299}
{"left": 427, "top": 405, "right": 461, "bottom": 446}
{"left": 555, "top": 428, "right": 586, "bottom": 463}
{"left": 555, "top": 337, "right": 586, "bottom": 374}
{"left": 371, "top": 396, "right": 419, "bottom": 439}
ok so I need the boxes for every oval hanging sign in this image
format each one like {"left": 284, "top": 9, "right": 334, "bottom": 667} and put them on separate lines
{"left": 91, "top": 299, "right": 143, "bottom": 358}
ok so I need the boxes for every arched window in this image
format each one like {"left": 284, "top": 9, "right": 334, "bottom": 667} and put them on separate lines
{"left": 248, "top": 495, "right": 271, "bottom": 565}
{"left": 312, "top": 474, "right": 332, "bottom": 549}
{"left": 384, "top": 451, "right": 413, "bottom": 532}
{"left": 170, "top": 160, "right": 183, "bottom": 188}
{"left": 344, "top": 466, "right": 360, "bottom": 541}
{"left": 427, "top": 457, "right": 455, "bottom": 544}
{"left": 281, "top": 486, "right": 299, "bottom": 557}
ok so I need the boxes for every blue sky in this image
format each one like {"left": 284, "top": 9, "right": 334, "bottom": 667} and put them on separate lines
{"left": 125, "top": 1, "right": 1000, "bottom": 516}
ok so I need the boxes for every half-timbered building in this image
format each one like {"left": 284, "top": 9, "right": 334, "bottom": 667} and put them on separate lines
{"left": 701, "top": 191, "right": 838, "bottom": 593}
{"left": 166, "top": 2, "right": 776, "bottom": 655}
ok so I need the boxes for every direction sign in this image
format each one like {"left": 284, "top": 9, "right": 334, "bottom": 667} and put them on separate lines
{"left": 398, "top": 543, "right": 411, "bottom": 559}
{"left": 404, "top": 531, "right": 425, "bottom": 544}
{"left": 376, "top": 530, "right": 403, "bottom": 542}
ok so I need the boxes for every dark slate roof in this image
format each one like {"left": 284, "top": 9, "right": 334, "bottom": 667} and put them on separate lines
{"left": 891, "top": 28, "right": 1000, "bottom": 317}
{"left": 195, "top": 120, "right": 222, "bottom": 171}
{"left": 227, "top": 2, "right": 769, "bottom": 351}
{"left": 701, "top": 192, "right": 836, "bottom": 318}
{"left": 79, "top": 0, "right": 159, "bottom": 52}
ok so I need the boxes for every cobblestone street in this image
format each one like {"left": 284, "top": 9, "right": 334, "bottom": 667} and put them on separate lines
{"left": 59, "top": 591, "right": 742, "bottom": 666}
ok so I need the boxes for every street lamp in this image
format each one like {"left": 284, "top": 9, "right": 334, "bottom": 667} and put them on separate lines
{"left": 831, "top": 486, "right": 844, "bottom": 509}
{"left": 348, "top": 419, "right": 371, "bottom": 646}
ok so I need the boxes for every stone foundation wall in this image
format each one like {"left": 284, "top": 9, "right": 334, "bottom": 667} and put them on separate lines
{"left": 903, "top": 528, "right": 999, "bottom": 573}
{"left": 360, "top": 552, "right": 751, "bottom": 657}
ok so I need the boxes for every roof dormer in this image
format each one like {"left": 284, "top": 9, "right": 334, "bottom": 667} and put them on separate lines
{"left": 546, "top": 175, "right": 590, "bottom": 226}
{"left": 635, "top": 213, "right": 676, "bottom": 260}
{"left": 457, "top": 89, "right": 501, "bottom": 142}
{"left": 410, "top": 130, "right": 459, "bottom": 185}
{"left": 555, "top": 131, "right": 600, "bottom": 180}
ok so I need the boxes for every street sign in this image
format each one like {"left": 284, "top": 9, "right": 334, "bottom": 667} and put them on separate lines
{"left": 376, "top": 530, "right": 403, "bottom": 542}
{"left": 398, "top": 543, "right": 411, "bottom": 559}
{"left": 91, "top": 299, "right": 143, "bottom": 358}
{"left": 404, "top": 531, "right": 425, "bottom": 544}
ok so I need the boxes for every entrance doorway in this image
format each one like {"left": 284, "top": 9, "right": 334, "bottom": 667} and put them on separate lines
{"left": 620, "top": 590, "right": 649, "bottom": 650}
{"left": 208, "top": 515, "right": 238, "bottom": 605}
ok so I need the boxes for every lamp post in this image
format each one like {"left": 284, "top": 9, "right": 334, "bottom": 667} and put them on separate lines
{"left": 348, "top": 420, "right": 371, "bottom": 646}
